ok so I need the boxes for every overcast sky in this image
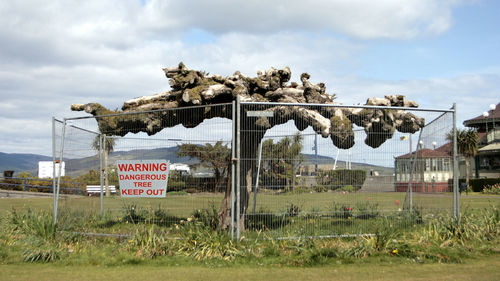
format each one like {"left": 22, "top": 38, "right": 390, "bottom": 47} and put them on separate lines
{"left": 1, "top": 0, "right": 499, "bottom": 156}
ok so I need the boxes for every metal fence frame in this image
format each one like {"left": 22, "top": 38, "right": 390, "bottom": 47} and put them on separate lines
{"left": 53, "top": 100, "right": 458, "bottom": 238}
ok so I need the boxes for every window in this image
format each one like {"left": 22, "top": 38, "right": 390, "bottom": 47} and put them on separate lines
{"left": 443, "top": 159, "right": 450, "bottom": 171}
{"left": 437, "top": 158, "right": 443, "bottom": 171}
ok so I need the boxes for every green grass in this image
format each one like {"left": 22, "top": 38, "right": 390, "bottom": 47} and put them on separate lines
{"left": 1, "top": 257, "right": 499, "bottom": 281}
{"left": 1, "top": 192, "right": 498, "bottom": 238}
{"left": 2, "top": 191, "right": 497, "bottom": 214}
{"left": 0, "top": 200, "right": 498, "bottom": 280}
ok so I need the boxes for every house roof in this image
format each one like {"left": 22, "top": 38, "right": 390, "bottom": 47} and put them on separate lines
{"left": 478, "top": 143, "right": 500, "bottom": 153}
{"left": 463, "top": 102, "right": 500, "bottom": 127}
{"left": 396, "top": 142, "right": 452, "bottom": 159}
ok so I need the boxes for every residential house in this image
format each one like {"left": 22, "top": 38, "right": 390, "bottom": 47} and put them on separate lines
{"left": 394, "top": 143, "right": 452, "bottom": 192}
{"left": 463, "top": 102, "right": 500, "bottom": 178}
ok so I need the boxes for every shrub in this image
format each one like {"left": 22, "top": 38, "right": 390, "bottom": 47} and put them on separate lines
{"left": 122, "top": 204, "right": 146, "bottom": 223}
{"left": 453, "top": 178, "right": 500, "bottom": 192}
{"left": 355, "top": 201, "right": 380, "bottom": 219}
{"left": 340, "top": 185, "right": 355, "bottom": 193}
{"left": 192, "top": 207, "right": 219, "bottom": 230}
{"left": 330, "top": 202, "right": 353, "bottom": 219}
{"left": 316, "top": 169, "right": 367, "bottom": 191}
{"left": 152, "top": 206, "right": 181, "bottom": 226}
{"left": 482, "top": 183, "right": 500, "bottom": 195}
{"left": 286, "top": 203, "right": 301, "bottom": 217}
{"left": 313, "top": 185, "right": 327, "bottom": 193}
{"left": 291, "top": 186, "right": 314, "bottom": 194}
{"left": 167, "top": 180, "right": 186, "bottom": 192}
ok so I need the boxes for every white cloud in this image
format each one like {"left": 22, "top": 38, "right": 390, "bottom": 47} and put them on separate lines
{"left": 141, "top": 0, "right": 459, "bottom": 39}
{"left": 0, "top": 0, "right": 493, "bottom": 157}
{"left": 331, "top": 73, "right": 500, "bottom": 126}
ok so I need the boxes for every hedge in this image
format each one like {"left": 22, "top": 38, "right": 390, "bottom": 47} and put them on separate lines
{"left": 316, "top": 169, "right": 367, "bottom": 191}
{"left": 452, "top": 178, "right": 500, "bottom": 192}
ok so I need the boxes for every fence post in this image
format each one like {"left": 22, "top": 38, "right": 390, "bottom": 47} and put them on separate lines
{"left": 54, "top": 119, "right": 67, "bottom": 225}
{"left": 452, "top": 103, "right": 460, "bottom": 221}
{"left": 230, "top": 101, "right": 236, "bottom": 240}
{"left": 52, "top": 117, "right": 56, "bottom": 199}
{"left": 403, "top": 129, "right": 423, "bottom": 213}
{"left": 236, "top": 95, "right": 241, "bottom": 240}
{"left": 99, "top": 134, "right": 104, "bottom": 217}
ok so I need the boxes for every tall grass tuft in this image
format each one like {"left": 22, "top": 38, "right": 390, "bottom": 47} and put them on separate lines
{"left": 23, "top": 245, "right": 61, "bottom": 263}
{"left": 11, "top": 209, "right": 56, "bottom": 241}
{"left": 174, "top": 222, "right": 240, "bottom": 261}
{"left": 131, "top": 226, "right": 171, "bottom": 258}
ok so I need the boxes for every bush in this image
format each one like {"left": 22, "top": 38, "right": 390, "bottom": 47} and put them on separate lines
{"left": 316, "top": 169, "right": 367, "bottom": 191}
{"left": 355, "top": 201, "right": 380, "bottom": 219}
{"left": 122, "top": 204, "right": 146, "bottom": 223}
{"left": 482, "top": 183, "right": 500, "bottom": 195}
{"left": 453, "top": 178, "right": 500, "bottom": 192}
{"left": 286, "top": 203, "right": 301, "bottom": 217}
{"left": 330, "top": 202, "right": 353, "bottom": 219}
{"left": 167, "top": 180, "right": 186, "bottom": 192}
{"left": 192, "top": 207, "right": 219, "bottom": 230}
{"left": 340, "top": 185, "right": 355, "bottom": 193}
{"left": 152, "top": 207, "right": 181, "bottom": 226}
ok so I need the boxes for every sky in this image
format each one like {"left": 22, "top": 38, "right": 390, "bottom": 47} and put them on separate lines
{"left": 1, "top": 0, "right": 499, "bottom": 156}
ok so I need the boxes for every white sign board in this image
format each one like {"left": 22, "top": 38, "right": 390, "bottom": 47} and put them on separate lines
{"left": 38, "top": 161, "right": 65, "bottom": 178}
{"left": 117, "top": 160, "right": 169, "bottom": 197}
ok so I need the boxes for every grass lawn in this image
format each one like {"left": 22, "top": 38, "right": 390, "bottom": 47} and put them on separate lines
{"left": 0, "top": 191, "right": 498, "bottom": 281}
{"left": 1, "top": 256, "right": 499, "bottom": 281}
{"left": 1, "top": 191, "right": 498, "bottom": 237}
{"left": 2, "top": 191, "right": 498, "bottom": 215}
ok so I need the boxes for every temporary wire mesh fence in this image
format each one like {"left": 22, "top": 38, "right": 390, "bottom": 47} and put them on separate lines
{"left": 239, "top": 102, "right": 456, "bottom": 238}
{"left": 53, "top": 102, "right": 457, "bottom": 239}
{"left": 54, "top": 104, "right": 234, "bottom": 233}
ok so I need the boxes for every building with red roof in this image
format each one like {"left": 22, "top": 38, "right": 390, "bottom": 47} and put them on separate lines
{"left": 394, "top": 143, "right": 452, "bottom": 192}
{"left": 463, "top": 102, "right": 500, "bottom": 178}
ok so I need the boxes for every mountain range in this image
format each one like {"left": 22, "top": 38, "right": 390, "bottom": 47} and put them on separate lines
{"left": 0, "top": 147, "right": 393, "bottom": 177}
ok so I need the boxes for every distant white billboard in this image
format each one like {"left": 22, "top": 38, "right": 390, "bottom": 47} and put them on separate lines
{"left": 38, "top": 161, "right": 65, "bottom": 178}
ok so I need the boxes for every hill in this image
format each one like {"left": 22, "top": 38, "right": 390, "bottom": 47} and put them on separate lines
{"left": 0, "top": 148, "right": 393, "bottom": 177}
{"left": 0, "top": 152, "right": 51, "bottom": 175}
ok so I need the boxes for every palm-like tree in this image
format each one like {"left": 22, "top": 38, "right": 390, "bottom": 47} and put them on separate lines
{"left": 447, "top": 129, "right": 478, "bottom": 188}
{"left": 92, "top": 135, "right": 116, "bottom": 196}
{"left": 261, "top": 132, "right": 304, "bottom": 191}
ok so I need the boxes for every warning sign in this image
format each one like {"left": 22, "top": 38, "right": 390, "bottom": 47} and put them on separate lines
{"left": 116, "top": 160, "right": 169, "bottom": 198}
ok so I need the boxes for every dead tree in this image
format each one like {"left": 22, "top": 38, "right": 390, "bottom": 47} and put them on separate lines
{"left": 71, "top": 62, "right": 424, "bottom": 230}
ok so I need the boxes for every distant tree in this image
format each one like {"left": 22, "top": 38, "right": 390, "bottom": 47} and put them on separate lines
{"left": 176, "top": 141, "right": 231, "bottom": 191}
{"left": 261, "top": 132, "right": 304, "bottom": 191}
{"left": 447, "top": 129, "right": 478, "bottom": 188}
{"left": 92, "top": 135, "right": 116, "bottom": 196}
